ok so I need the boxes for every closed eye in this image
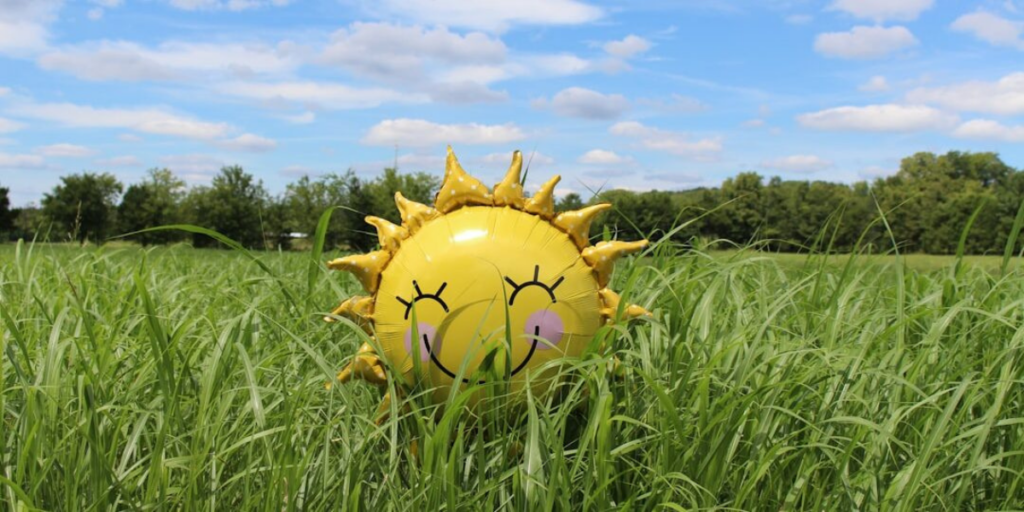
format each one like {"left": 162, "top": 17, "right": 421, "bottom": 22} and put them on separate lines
{"left": 504, "top": 265, "right": 564, "bottom": 305}
{"left": 396, "top": 281, "right": 448, "bottom": 319}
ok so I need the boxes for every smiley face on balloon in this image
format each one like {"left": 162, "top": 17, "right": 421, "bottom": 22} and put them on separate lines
{"left": 326, "top": 147, "right": 651, "bottom": 407}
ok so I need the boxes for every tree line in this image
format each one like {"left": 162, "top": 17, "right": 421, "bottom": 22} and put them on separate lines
{"left": 0, "top": 150, "right": 1022, "bottom": 255}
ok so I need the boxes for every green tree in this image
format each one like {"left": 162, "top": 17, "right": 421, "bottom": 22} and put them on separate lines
{"left": 364, "top": 167, "right": 440, "bottom": 224}
{"left": 10, "top": 206, "right": 43, "bottom": 241}
{"left": 0, "top": 184, "right": 14, "bottom": 237}
{"left": 555, "top": 192, "right": 584, "bottom": 213}
{"left": 118, "top": 168, "right": 186, "bottom": 245}
{"left": 185, "top": 166, "right": 269, "bottom": 249}
{"left": 42, "top": 173, "right": 123, "bottom": 244}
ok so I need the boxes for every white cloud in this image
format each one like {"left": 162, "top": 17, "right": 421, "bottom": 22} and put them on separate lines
{"left": 952, "top": 119, "right": 1024, "bottom": 142}
{"left": 860, "top": 75, "right": 890, "bottom": 92}
{"left": 0, "top": 117, "right": 23, "bottom": 133}
{"left": 951, "top": 11, "right": 1024, "bottom": 50}
{"left": 0, "top": 0, "right": 60, "bottom": 56}
{"left": 365, "top": 0, "right": 602, "bottom": 31}
{"left": 284, "top": 111, "right": 315, "bottom": 124}
{"left": 609, "top": 121, "right": 722, "bottom": 160}
{"left": 797, "top": 104, "right": 957, "bottom": 132}
{"left": 635, "top": 94, "right": 709, "bottom": 113}
{"left": 815, "top": 25, "right": 918, "bottom": 59}
{"left": 87, "top": 8, "right": 104, "bottom": 20}
{"left": 0, "top": 152, "right": 47, "bottom": 169}
{"left": 92, "top": 0, "right": 125, "bottom": 7}
{"left": 532, "top": 87, "right": 629, "bottom": 120}
{"left": 215, "top": 81, "right": 425, "bottom": 109}
{"left": 362, "top": 118, "right": 525, "bottom": 146}
{"left": 38, "top": 40, "right": 302, "bottom": 82}
{"left": 425, "top": 81, "right": 509, "bottom": 104}
{"left": 321, "top": 22, "right": 505, "bottom": 82}
{"left": 760, "top": 155, "right": 834, "bottom": 173}
{"left": 119, "top": 133, "right": 143, "bottom": 142}
{"left": 0, "top": 20, "right": 50, "bottom": 56}
{"left": 907, "top": 73, "right": 1024, "bottom": 115}
{"left": 603, "top": 35, "right": 651, "bottom": 58}
{"left": 169, "top": 0, "right": 292, "bottom": 11}
{"left": 578, "top": 149, "right": 629, "bottom": 165}
{"left": 527, "top": 53, "right": 593, "bottom": 76}
{"left": 11, "top": 102, "right": 231, "bottom": 139}
{"left": 786, "top": 14, "right": 813, "bottom": 24}
{"left": 830, "top": 0, "right": 933, "bottom": 22}
{"left": 742, "top": 118, "right": 766, "bottom": 128}
{"left": 159, "top": 154, "right": 225, "bottom": 183}
{"left": 35, "top": 143, "right": 97, "bottom": 157}
{"left": 318, "top": 22, "right": 514, "bottom": 104}
{"left": 96, "top": 155, "right": 143, "bottom": 167}
{"left": 215, "top": 133, "right": 278, "bottom": 152}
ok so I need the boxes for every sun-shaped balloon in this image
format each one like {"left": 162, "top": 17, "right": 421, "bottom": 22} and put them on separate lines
{"left": 325, "top": 147, "right": 650, "bottom": 410}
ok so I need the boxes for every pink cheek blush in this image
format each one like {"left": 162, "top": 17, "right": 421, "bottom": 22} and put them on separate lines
{"left": 404, "top": 322, "right": 436, "bottom": 362}
{"left": 524, "top": 310, "right": 564, "bottom": 350}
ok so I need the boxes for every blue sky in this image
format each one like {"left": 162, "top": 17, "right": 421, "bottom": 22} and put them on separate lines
{"left": 2, "top": 0, "right": 1024, "bottom": 206}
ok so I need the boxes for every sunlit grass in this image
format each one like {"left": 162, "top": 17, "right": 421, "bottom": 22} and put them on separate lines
{"left": 2, "top": 240, "right": 1024, "bottom": 510}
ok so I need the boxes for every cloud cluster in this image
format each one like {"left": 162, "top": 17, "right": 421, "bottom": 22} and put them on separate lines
{"left": 39, "top": 40, "right": 305, "bottom": 82}
{"left": 168, "top": 0, "right": 292, "bottom": 12}
{"left": 0, "top": 116, "right": 23, "bottom": 133}
{"left": 578, "top": 149, "right": 630, "bottom": 165}
{"left": 797, "top": 104, "right": 956, "bottom": 132}
{"left": 532, "top": 87, "right": 629, "bottom": 120}
{"left": 951, "top": 11, "right": 1024, "bottom": 49}
{"left": 815, "top": 25, "right": 917, "bottom": 59}
{"left": 610, "top": 121, "right": 722, "bottom": 160}
{"left": 363, "top": 0, "right": 602, "bottom": 31}
{"left": 953, "top": 120, "right": 1024, "bottom": 142}
{"left": 0, "top": 0, "right": 61, "bottom": 56}
{"left": 761, "top": 155, "right": 834, "bottom": 173}
{"left": 830, "top": 0, "right": 933, "bottom": 22}
{"left": 361, "top": 119, "right": 526, "bottom": 147}
{"left": 908, "top": 72, "right": 1024, "bottom": 115}
{"left": 216, "top": 81, "right": 426, "bottom": 110}
{"left": 35, "top": 143, "right": 96, "bottom": 157}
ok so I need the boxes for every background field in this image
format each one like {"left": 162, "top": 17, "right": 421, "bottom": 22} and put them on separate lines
{"left": 2, "top": 242, "right": 1024, "bottom": 510}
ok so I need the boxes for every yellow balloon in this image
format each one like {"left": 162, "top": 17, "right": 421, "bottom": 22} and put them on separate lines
{"left": 326, "top": 146, "right": 650, "bottom": 406}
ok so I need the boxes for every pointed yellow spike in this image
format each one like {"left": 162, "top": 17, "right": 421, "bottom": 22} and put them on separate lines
{"left": 582, "top": 240, "right": 648, "bottom": 287}
{"left": 327, "top": 250, "right": 390, "bottom": 293}
{"left": 336, "top": 342, "right": 388, "bottom": 386}
{"left": 365, "top": 216, "right": 408, "bottom": 253}
{"left": 553, "top": 203, "right": 611, "bottom": 249}
{"left": 375, "top": 392, "right": 393, "bottom": 424}
{"left": 324, "top": 296, "right": 374, "bottom": 328}
{"left": 434, "top": 146, "right": 492, "bottom": 213}
{"left": 395, "top": 192, "right": 440, "bottom": 234}
{"left": 598, "top": 288, "right": 652, "bottom": 323}
{"left": 493, "top": 150, "right": 524, "bottom": 209}
{"left": 523, "top": 175, "right": 560, "bottom": 218}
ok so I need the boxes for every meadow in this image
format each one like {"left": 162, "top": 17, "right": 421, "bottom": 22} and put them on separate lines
{"left": 2, "top": 241, "right": 1024, "bottom": 510}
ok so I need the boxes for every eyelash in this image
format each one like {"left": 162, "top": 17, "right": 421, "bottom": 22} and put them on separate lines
{"left": 504, "top": 265, "right": 564, "bottom": 305}
{"left": 396, "top": 280, "right": 449, "bottom": 319}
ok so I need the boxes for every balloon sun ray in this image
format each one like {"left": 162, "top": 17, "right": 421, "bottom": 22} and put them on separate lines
{"left": 325, "top": 146, "right": 651, "bottom": 420}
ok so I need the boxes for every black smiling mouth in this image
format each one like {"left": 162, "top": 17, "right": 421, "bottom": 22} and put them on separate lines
{"left": 421, "top": 326, "right": 541, "bottom": 384}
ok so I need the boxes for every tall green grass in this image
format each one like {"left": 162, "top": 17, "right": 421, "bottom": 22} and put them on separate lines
{"left": 2, "top": 241, "right": 1024, "bottom": 510}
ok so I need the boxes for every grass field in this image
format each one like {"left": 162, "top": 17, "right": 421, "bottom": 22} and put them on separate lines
{"left": 2, "top": 241, "right": 1024, "bottom": 510}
